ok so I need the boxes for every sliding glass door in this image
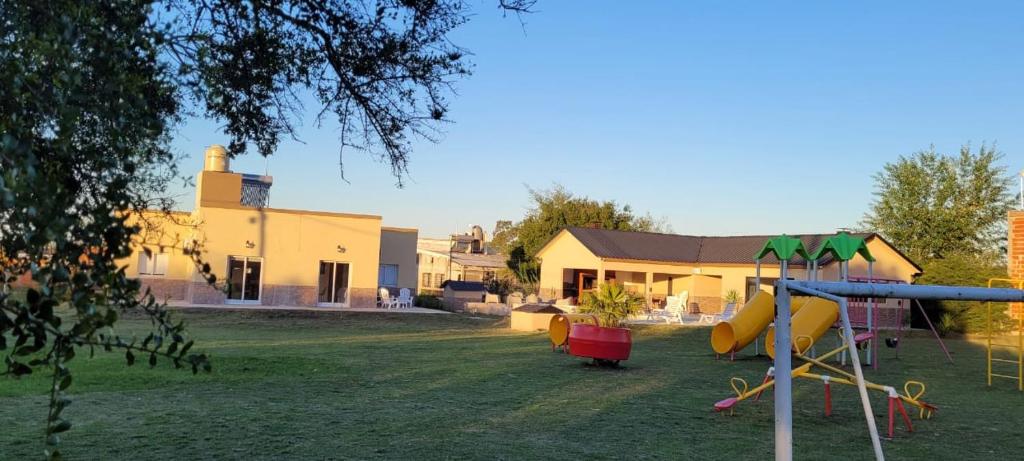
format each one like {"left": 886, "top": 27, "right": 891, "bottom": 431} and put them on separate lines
{"left": 318, "top": 261, "right": 350, "bottom": 306}
{"left": 227, "top": 256, "right": 263, "bottom": 303}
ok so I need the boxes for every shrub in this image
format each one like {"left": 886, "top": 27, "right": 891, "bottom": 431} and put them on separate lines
{"left": 414, "top": 294, "right": 444, "bottom": 309}
{"left": 578, "top": 283, "right": 644, "bottom": 327}
{"left": 938, "top": 311, "right": 965, "bottom": 336}
{"left": 485, "top": 276, "right": 516, "bottom": 298}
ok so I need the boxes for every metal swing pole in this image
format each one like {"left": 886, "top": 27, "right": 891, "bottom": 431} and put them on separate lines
{"left": 868, "top": 261, "right": 876, "bottom": 369}
{"left": 755, "top": 258, "right": 762, "bottom": 356}
{"left": 913, "top": 298, "right": 954, "bottom": 364}
{"left": 840, "top": 261, "right": 852, "bottom": 366}
{"left": 893, "top": 295, "right": 906, "bottom": 359}
{"left": 774, "top": 260, "right": 793, "bottom": 461}
{"left": 787, "top": 282, "right": 885, "bottom": 461}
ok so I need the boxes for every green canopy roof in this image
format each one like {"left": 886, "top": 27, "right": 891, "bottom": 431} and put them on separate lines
{"left": 809, "top": 232, "right": 875, "bottom": 262}
{"left": 755, "top": 235, "right": 810, "bottom": 261}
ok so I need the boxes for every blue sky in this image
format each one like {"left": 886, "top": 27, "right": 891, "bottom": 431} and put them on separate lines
{"left": 169, "top": 1, "right": 1024, "bottom": 238}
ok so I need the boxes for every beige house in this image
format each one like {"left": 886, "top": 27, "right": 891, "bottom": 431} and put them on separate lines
{"left": 536, "top": 227, "right": 922, "bottom": 317}
{"left": 416, "top": 226, "right": 506, "bottom": 295}
{"left": 121, "top": 145, "right": 418, "bottom": 308}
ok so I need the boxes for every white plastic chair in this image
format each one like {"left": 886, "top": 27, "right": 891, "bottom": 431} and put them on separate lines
{"left": 701, "top": 301, "right": 737, "bottom": 325}
{"left": 647, "top": 291, "right": 687, "bottom": 323}
{"left": 378, "top": 287, "right": 396, "bottom": 309}
{"left": 395, "top": 288, "right": 413, "bottom": 309}
{"left": 664, "top": 293, "right": 688, "bottom": 324}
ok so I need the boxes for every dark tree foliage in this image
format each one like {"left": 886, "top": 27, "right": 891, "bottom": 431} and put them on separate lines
{"left": 160, "top": 0, "right": 534, "bottom": 180}
{"left": 495, "top": 186, "right": 660, "bottom": 286}
{"left": 1, "top": 0, "right": 534, "bottom": 457}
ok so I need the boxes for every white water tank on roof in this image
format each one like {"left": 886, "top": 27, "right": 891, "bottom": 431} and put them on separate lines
{"left": 204, "top": 144, "right": 230, "bottom": 172}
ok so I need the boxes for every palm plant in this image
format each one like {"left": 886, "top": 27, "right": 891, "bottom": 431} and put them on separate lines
{"left": 578, "top": 283, "right": 644, "bottom": 327}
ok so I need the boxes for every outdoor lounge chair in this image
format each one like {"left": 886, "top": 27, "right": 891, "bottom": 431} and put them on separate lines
{"left": 700, "top": 302, "right": 737, "bottom": 325}
{"left": 395, "top": 288, "right": 413, "bottom": 309}
{"left": 664, "top": 292, "right": 688, "bottom": 323}
{"left": 378, "top": 287, "right": 396, "bottom": 309}
{"left": 650, "top": 291, "right": 688, "bottom": 323}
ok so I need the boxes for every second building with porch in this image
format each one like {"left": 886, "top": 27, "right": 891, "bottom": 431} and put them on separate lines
{"left": 535, "top": 227, "right": 922, "bottom": 315}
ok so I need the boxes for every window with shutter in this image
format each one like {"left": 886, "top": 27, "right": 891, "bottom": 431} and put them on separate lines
{"left": 378, "top": 264, "right": 398, "bottom": 287}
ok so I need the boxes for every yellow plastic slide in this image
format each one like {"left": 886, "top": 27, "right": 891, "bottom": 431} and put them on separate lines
{"left": 764, "top": 297, "right": 840, "bottom": 358}
{"left": 711, "top": 291, "right": 811, "bottom": 355}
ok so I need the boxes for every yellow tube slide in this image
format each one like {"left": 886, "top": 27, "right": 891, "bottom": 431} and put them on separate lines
{"left": 711, "top": 291, "right": 811, "bottom": 354}
{"left": 765, "top": 297, "right": 840, "bottom": 358}
{"left": 548, "top": 313, "right": 599, "bottom": 348}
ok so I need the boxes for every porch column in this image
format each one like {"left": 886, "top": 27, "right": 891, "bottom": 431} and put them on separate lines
{"left": 596, "top": 264, "right": 605, "bottom": 289}
{"left": 645, "top": 271, "right": 654, "bottom": 308}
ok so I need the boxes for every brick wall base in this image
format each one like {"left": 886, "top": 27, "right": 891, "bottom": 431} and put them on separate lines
{"left": 184, "top": 282, "right": 377, "bottom": 308}
{"left": 187, "top": 281, "right": 227, "bottom": 304}
{"left": 349, "top": 287, "right": 377, "bottom": 308}
{"left": 140, "top": 278, "right": 189, "bottom": 302}
{"left": 261, "top": 285, "right": 317, "bottom": 306}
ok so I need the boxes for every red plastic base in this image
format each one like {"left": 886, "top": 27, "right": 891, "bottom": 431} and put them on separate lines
{"left": 567, "top": 324, "right": 632, "bottom": 362}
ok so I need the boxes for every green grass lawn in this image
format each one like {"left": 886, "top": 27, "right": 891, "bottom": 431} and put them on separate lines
{"left": 2, "top": 309, "right": 1022, "bottom": 460}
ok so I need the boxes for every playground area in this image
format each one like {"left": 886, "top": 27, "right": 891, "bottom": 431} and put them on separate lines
{"left": 1, "top": 308, "right": 1023, "bottom": 460}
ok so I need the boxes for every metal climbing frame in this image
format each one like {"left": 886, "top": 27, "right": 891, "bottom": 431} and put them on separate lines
{"left": 986, "top": 278, "right": 1024, "bottom": 391}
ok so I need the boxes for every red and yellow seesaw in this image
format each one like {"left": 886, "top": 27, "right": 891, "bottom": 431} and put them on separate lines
{"left": 713, "top": 298, "right": 937, "bottom": 439}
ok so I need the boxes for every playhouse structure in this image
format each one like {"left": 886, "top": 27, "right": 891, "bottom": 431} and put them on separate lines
{"left": 712, "top": 233, "right": 1024, "bottom": 461}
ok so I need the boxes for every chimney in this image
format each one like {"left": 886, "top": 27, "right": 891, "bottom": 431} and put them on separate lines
{"left": 204, "top": 144, "right": 230, "bottom": 172}
{"left": 470, "top": 225, "right": 484, "bottom": 253}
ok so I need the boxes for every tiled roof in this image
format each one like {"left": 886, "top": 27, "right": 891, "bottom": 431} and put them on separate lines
{"left": 564, "top": 227, "right": 879, "bottom": 266}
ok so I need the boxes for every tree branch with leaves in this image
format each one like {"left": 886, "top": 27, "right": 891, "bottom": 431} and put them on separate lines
{"left": 1, "top": 0, "right": 534, "bottom": 458}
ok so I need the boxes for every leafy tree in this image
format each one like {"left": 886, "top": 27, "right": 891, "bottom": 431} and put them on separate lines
{"left": 578, "top": 283, "right": 644, "bottom": 327}
{"left": 495, "top": 185, "right": 661, "bottom": 284}
{"left": 1, "top": 0, "right": 533, "bottom": 457}
{"left": 489, "top": 220, "right": 515, "bottom": 255}
{"left": 862, "top": 145, "right": 1014, "bottom": 261}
